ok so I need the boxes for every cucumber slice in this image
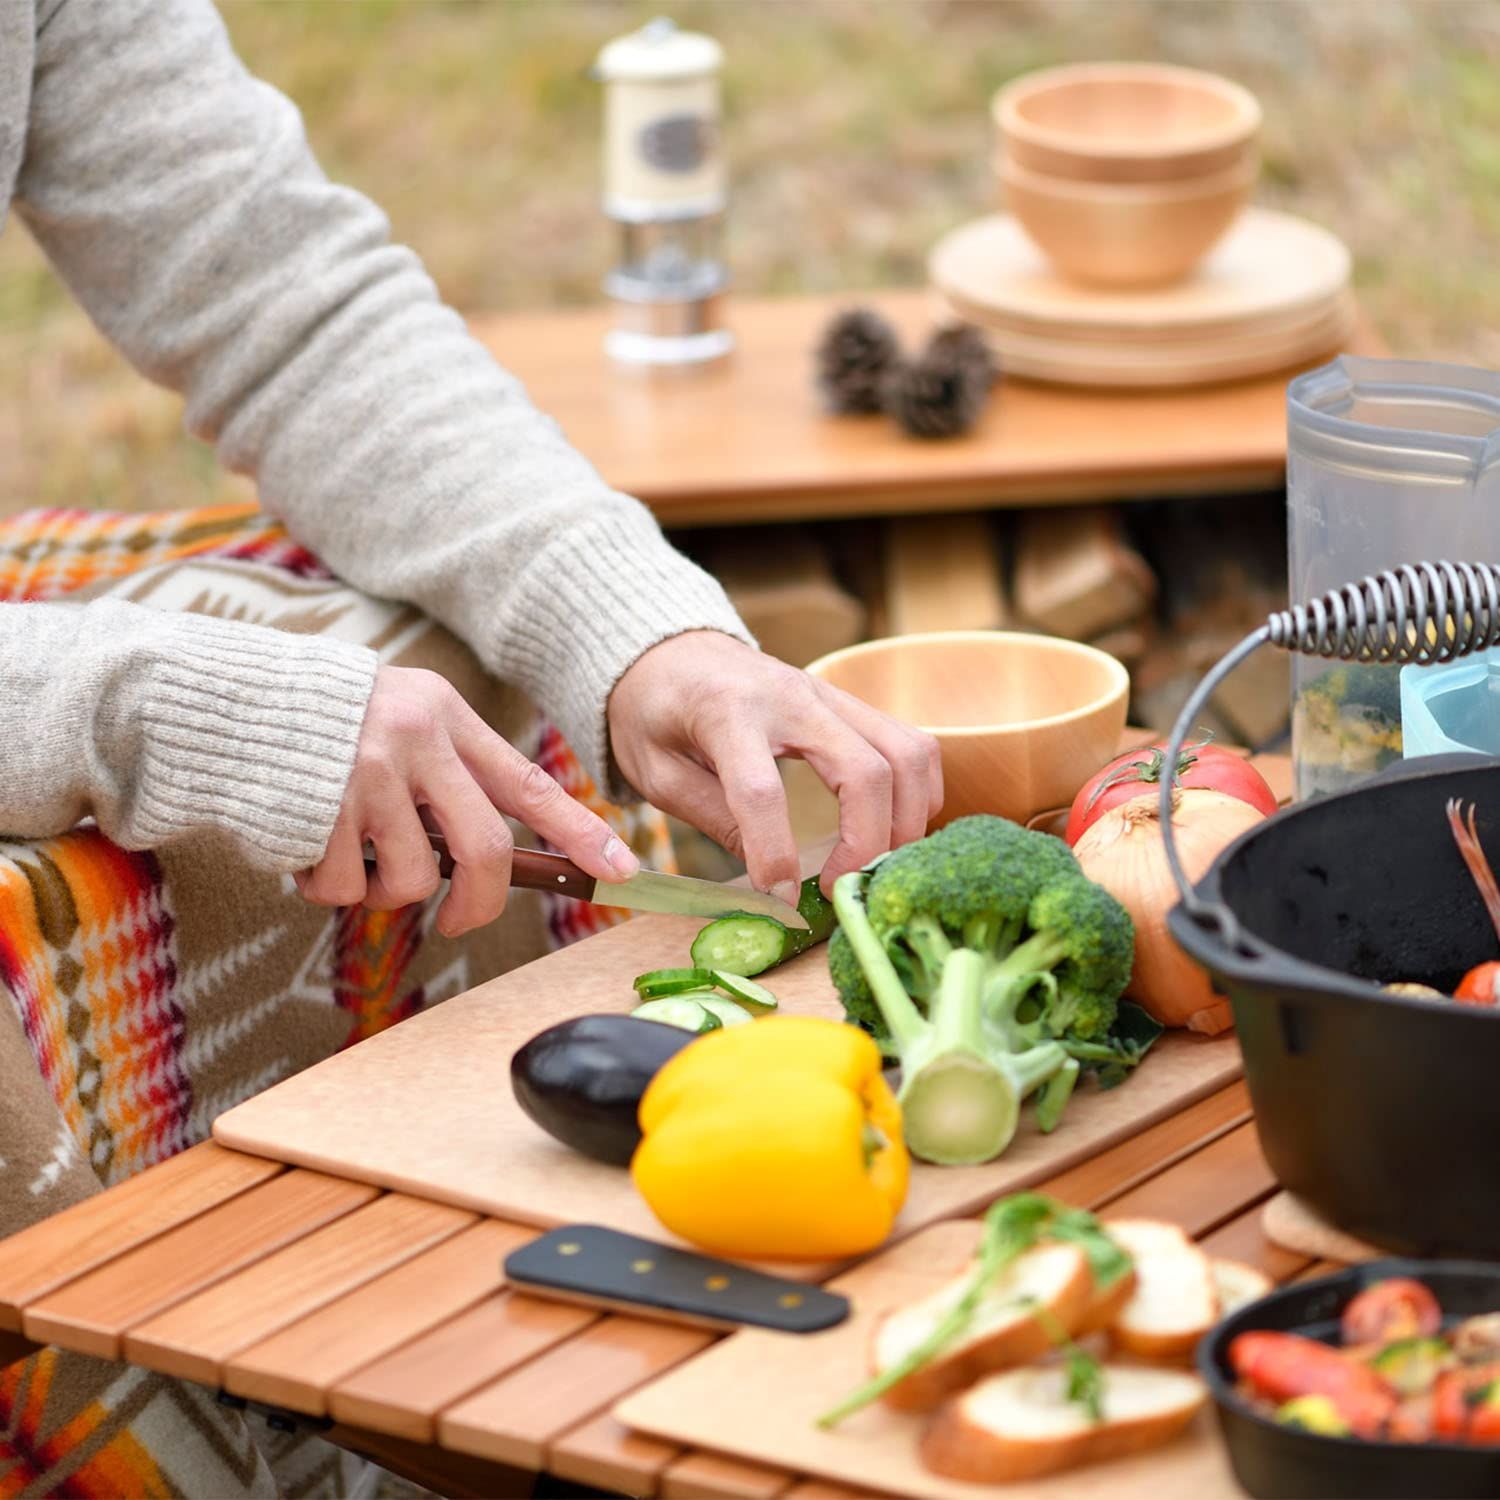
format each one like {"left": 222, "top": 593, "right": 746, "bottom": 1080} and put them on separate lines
{"left": 710, "top": 971, "right": 778, "bottom": 1014}
{"left": 630, "top": 997, "right": 721, "bottom": 1033}
{"left": 692, "top": 994, "right": 754, "bottom": 1028}
{"left": 633, "top": 967, "right": 717, "bottom": 999}
{"left": 690, "top": 914, "right": 789, "bottom": 976}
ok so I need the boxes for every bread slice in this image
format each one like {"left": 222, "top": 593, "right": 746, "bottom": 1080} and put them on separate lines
{"left": 1211, "top": 1257, "right": 1273, "bottom": 1317}
{"left": 1104, "top": 1219, "right": 1217, "bottom": 1361}
{"left": 922, "top": 1362, "right": 1208, "bottom": 1482}
{"left": 872, "top": 1242, "right": 1093, "bottom": 1412}
{"left": 1073, "top": 1261, "right": 1139, "bottom": 1337}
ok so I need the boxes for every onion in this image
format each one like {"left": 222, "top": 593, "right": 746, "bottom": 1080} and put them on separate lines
{"left": 1072, "top": 788, "right": 1266, "bottom": 1033}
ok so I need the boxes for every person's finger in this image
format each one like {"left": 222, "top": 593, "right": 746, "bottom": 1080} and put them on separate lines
{"left": 784, "top": 712, "right": 895, "bottom": 892}
{"left": 816, "top": 680, "right": 944, "bottom": 844}
{"left": 298, "top": 804, "right": 369, "bottom": 908}
{"left": 417, "top": 750, "right": 515, "bottom": 937}
{"left": 363, "top": 792, "right": 442, "bottom": 911}
{"left": 450, "top": 718, "right": 638, "bottom": 882}
{"left": 698, "top": 730, "right": 802, "bottom": 906}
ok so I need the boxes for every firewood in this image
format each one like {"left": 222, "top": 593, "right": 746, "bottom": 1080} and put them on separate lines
{"left": 883, "top": 514, "right": 1009, "bottom": 636}
{"left": 1014, "top": 508, "right": 1156, "bottom": 641}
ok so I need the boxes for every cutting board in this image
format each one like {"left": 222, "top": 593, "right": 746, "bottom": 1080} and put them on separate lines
{"left": 213, "top": 904, "right": 1242, "bottom": 1253}
{"left": 615, "top": 1218, "right": 1236, "bottom": 1500}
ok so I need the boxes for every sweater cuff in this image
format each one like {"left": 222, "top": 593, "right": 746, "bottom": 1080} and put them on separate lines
{"left": 488, "top": 506, "right": 755, "bottom": 801}
{"left": 124, "top": 613, "right": 377, "bottom": 869}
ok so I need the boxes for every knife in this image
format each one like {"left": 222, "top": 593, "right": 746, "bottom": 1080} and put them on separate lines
{"left": 365, "top": 833, "right": 810, "bottom": 929}
{"left": 504, "top": 1225, "right": 848, "bottom": 1333}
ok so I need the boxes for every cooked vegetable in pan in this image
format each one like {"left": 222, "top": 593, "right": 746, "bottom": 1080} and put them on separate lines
{"left": 1230, "top": 1276, "right": 1500, "bottom": 1446}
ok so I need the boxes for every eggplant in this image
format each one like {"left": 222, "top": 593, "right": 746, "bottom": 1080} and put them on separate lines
{"left": 510, "top": 1014, "right": 694, "bottom": 1166}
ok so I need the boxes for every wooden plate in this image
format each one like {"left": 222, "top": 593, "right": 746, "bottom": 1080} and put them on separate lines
{"left": 938, "top": 295, "right": 1353, "bottom": 389}
{"left": 933, "top": 292, "right": 1355, "bottom": 369}
{"left": 929, "top": 208, "right": 1350, "bottom": 339}
{"left": 939, "top": 280, "right": 1352, "bottom": 348}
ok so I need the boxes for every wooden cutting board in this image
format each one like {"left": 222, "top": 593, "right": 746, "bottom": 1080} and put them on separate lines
{"left": 614, "top": 1218, "right": 1236, "bottom": 1499}
{"left": 213, "top": 905, "right": 1242, "bottom": 1256}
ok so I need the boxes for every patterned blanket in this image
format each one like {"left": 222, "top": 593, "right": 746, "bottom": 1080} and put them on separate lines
{"left": 0, "top": 504, "right": 674, "bottom": 1498}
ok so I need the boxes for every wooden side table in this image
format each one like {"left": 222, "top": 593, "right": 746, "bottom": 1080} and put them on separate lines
{"left": 471, "top": 290, "right": 1384, "bottom": 638}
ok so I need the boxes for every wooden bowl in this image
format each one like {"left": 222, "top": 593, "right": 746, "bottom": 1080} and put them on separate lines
{"left": 805, "top": 631, "right": 1129, "bottom": 828}
{"left": 994, "top": 62, "right": 1261, "bottom": 183}
{"left": 996, "top": 153, "right": 1255, "bottom": 288}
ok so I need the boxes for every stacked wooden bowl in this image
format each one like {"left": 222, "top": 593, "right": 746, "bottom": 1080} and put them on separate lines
{"left": 930, "top": 63, "right": 1355, "bottom": 388}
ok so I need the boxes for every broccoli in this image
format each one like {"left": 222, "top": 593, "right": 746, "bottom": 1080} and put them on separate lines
{"left": 827, "top": 925, "right": 890, "bottom": 1054}
{"left": 827, "top": 816, "right": 1137, "bottom": 1165}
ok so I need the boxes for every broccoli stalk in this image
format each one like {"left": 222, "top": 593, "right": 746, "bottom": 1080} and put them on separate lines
{"left": 833, "top": 871, "right": 1073, "bottom": 1165}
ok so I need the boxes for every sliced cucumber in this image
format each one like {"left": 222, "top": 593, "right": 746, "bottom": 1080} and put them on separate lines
{"left": 689, "top": 914, "right": 789, "bottom": 977}
{"left": 630, "top": 997, "right": 721, "bottom": 1033}
{"left": 710, "top": 971, "right": 778, "bottom": 1014}
{"left": 691, "top": 994, "right": 755, "bottom": 1028}
{"left": 633, "top": 967, "right": 717, "bottom": 999}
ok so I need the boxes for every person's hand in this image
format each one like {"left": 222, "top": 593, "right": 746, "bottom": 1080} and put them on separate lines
{"left": 297, "top": 666, "right": 639, "bottom": 937}
{"left": 608, "top": 632, "right": 942, "bottom": 904}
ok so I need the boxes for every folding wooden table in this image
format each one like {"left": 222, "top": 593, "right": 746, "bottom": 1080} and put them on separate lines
{"left": 0, "top": 758, "right": 1338, "bottom": 1500}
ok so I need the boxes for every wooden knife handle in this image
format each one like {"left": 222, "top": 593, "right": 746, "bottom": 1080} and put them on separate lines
{"left": 363, "top": 836, "right": 595, "bottom": 901}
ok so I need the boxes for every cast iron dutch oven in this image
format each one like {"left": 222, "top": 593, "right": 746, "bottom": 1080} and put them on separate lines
{"left": 1199, "top": 1259, "right": 1500, "bottom": 1499}
{"left": 1168, "top": 753, "right": 1500, "bottom": 1257}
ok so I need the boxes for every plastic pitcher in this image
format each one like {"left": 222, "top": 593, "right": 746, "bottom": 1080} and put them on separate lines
{"left": 1287, "top": 356, "right": 1500, "bottom": 800}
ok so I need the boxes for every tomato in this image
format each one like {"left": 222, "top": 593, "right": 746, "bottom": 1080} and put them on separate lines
{"left": 1341, "top": 1279, "right": 1443, "bottom": 1347}
{"left": 1433, "top": 1365, "right": 1500, "bottom": 1443}
{"left": 1454, "top": 962, "right": 1500, "bottom": 1006}
{"left": 1064, "top": 738, "right": 1280, "bottom": 846}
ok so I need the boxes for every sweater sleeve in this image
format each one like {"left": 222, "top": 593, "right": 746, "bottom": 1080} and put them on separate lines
{"left": 0, "top": 600, "right": 377, "bottom": 869}
{"left": 13, "top": 0, "right": 752, "bottom": 794}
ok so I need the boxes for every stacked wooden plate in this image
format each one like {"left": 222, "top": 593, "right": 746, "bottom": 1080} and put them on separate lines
{"left": 928, "top": 207, "right": 1354, "bottom": 388}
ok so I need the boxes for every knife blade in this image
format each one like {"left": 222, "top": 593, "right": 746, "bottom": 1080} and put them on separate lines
{"left": 368, "top": 834, "right": 811, "bottom": 930}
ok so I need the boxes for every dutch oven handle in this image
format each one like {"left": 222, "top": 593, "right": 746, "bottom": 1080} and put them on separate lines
{"left": 1159, "top": 627, "right": 1273, "bottom": 960}
{"left": 1161, "top": 562, "right": 1500, "bottom": 962}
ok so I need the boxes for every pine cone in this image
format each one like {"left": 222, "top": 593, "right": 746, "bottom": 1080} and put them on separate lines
{"left": 814, "top": 307, "right": 901, "bottom": 415}
{"left": 883, "top": 326, "right": 998, "bottom": 440}
{"left": 923, "top": 325, "right": 998, "bottom": 393}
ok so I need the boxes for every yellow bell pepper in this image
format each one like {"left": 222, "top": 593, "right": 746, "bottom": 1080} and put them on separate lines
{"left": 631, "top": 1015, "right": 909, "bottom": 1260}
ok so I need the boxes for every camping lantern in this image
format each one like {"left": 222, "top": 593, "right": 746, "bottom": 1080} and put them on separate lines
{"left": 593, "top": 17, "right": 733, "bottom": 369}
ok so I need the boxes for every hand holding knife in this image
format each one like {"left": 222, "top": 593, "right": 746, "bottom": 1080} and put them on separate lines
{"left": 366, "top": 832, "right": 810, "bottom": 929}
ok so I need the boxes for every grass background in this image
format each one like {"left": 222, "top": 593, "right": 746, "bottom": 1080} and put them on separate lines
{"left": 2, "top": 0, "right": 1497, "bottom": 518}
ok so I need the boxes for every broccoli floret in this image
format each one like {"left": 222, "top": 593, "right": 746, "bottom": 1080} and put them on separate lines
{"left": 987, "top": 878, "right": 1136, "bottom": 1043}
{"left": 828, "top": 926, "right": 892, "bottom": 1054}
{"left": 825, "top": 815, "right": 1137, "bottom": 1164}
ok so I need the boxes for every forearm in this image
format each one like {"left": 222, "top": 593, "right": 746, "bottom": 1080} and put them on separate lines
{"left": 0, "top": 601, "right": 375, "bottom": 868}
{"left": 17, "top": 0, "right": 750, "bottom": 789}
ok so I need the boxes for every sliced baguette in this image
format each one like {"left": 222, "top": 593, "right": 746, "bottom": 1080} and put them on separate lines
{"left": 872, "top": 1242, "right": 1093, "bottom": 1412}
{"left": 921, "top": 1362, "right": 1208, "bottom": 1483}
{"left": 1073, "top": 1262, "right": 1139, "bottom": 1337}
{"left": 1104, "top": 1219, "right": 1217, "bottom": 1362}
{"left": 1211, "top": 1257, "right": 1273, "bottom": 1317}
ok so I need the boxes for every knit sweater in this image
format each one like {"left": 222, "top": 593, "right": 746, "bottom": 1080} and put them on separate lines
{"left": 0, "top": 0, "right": 750, "bottom": 870}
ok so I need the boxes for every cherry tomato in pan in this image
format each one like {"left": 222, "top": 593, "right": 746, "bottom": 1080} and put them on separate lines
{"left": 1434, "top": 1364, "right": 1500, "bottom": 1444}
{"left": 1454, "top": 961, "right": 1500, "bottom": 1006}
{"left": 1341, "top": 1278, "right": 1443, "bottom": 1347}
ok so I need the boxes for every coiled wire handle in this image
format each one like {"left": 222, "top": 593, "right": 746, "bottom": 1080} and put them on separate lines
{"left": 1163, "top": 561, "right": 1500, "bottom": 941}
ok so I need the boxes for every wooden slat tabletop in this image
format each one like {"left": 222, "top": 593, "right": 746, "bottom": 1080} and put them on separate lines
{"left": 0, "top": 753, "right": 1343, "bottom": 1499}
{"left": 0, "top": 1079, "right": 1300, "bottom": 1498}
